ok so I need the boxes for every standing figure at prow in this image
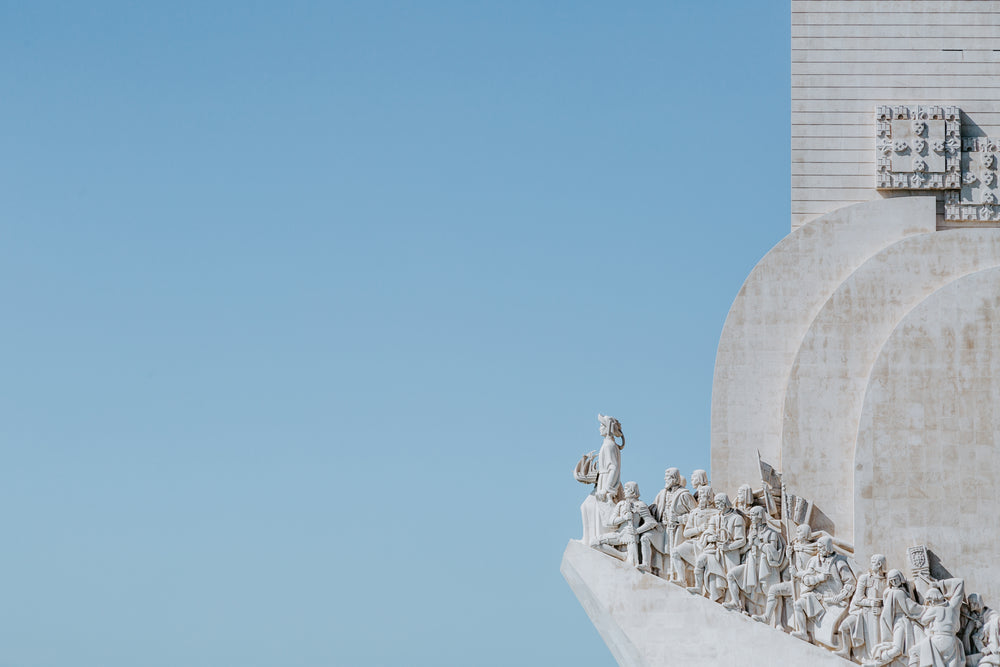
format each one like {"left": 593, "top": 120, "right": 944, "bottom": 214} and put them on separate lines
{"left": 574, "top": 414, "right": 625, "bottom": 545}
{"left": 594, "top": 414, "right": 624, "bottom": 502}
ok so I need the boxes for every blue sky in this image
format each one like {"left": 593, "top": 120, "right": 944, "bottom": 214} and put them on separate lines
{"left": 2, "top": 2, "right": 789, "bottom": 665}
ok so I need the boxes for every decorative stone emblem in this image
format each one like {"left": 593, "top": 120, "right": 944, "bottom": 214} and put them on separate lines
{"left": 876, "top": 104, "right": 1000, "bottom": 222}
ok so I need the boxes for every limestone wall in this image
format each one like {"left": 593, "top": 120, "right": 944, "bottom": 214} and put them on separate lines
{"left": 792, "top": 0, "right": 1000, "bottom": 229}
{"left": 711, "top": 197, "right": 935, "bottom": 495}
{"left": 855, "top": 268, "right": 1000, "bottom": 602}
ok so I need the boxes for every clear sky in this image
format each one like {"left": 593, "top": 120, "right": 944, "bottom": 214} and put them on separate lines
{"left": 2, "top": 2, "right": 790, "bottom": 665}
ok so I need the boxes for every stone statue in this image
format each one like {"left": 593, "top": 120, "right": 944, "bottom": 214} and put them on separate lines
{"left": 594, "top": 481, "right": 658, "bottom": 572}
{"left": 577, "top": 414, "right": 625, "bottom": 545}
{"left": 724, "top": 505, "right": 785, "bottom": 616}
{"left": 962, "top": 594, "right": 989, "bottom": 663}
{"left": 838, "top": 553, "right": 889, "bottom": 661}
{"left": 863, "top": 569, "right": 922, "bottom": 667}
{"left": 688, "top": 493, "right": 747, "bottom": 602}
{"left": 790, "top": 535, "right": 857, "bottom": 650}
{"left": 976, "top": 611, "right": 1000, "bottom": 667}
{"left": 753, "top": 522, "right": 818, "bottom": 629}
{"left": 672, "top": 486, "right": 717, "bottom": 587}
{"left": 649, "top": 467, "right": 694, "bottom": 581}
{"left": 567, "top": 428, "right": 1000, "bottom": 666}
{"left": 734, "top": 483, "right": 755, "bottom": 515}
{"left": 595, "top": 414, "right": 624, "bottom": 503}
{"left": 910, "top": 579, "right": 966, "bottom": 667}
{"left": 691, "top": 469, "right": 711, "bottom": 496}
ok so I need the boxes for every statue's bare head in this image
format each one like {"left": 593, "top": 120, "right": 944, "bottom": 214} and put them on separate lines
{"left": 696, "top": 486, "right": 715, "bottom": 508}
{"left": 623, "top": 481, "right": 640, "bottom": 500}
{"left": 870, "top": 553, "right": 887, "bottom": 574}
{"left": 749, "top": 506, "right": 766, "bottom": 524}
{"left": 664, "top": 467, "right": 681, "bottom": 488}
{"left": 735, "top": 484, "right": 753, "bottom": 507}
{"left": 714, "top": 493, "right": 731, "bottom": 512}
{"left": 925, "top": 587, "right": 946, "bottom": 606}
{"left": 691, "top": 469, "right": 709, "bottom": 488}
{"left": 795, "top": 523, "right": 811, "bottom": 541}
{"left": 818, "top": 535, "right": 835, "bottom": 557}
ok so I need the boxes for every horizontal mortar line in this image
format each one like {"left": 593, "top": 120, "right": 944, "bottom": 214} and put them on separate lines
{"left": 793, "top": 17, "right": 1000, "bottom": 20}
{"left": 792, "top": 75, "right": 1000, "bottom": 79}
{"left": 791, "top": 48, "right": 998, "bottom": 52}
{"left": 792, "top": 25, "right": 1000, "bottom": 30}
{"left": 790, "top": 95, "right": 1000, "bottom": 99}
{"left": 791, "top": 10, "right": 1000, "bottom": 15}
{"left": 790, "top": 8, "right": 1000, "bottom": 11}
{"left": 793, "top": 72, "right": 1000, "bottom": 76}
{"left": 793, "top": 58, "right": 1000, "bottom": 61}
{"left": 793, "top": 62, "right": 1000, "bottom": 66}
{"left": 792, "top": 84, "right": 1000, "bottom": 87}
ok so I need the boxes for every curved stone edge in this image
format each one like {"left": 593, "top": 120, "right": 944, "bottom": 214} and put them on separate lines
{"left": 561, "top": 540, "right": 855, "bottom": 667}
{"left": 854, "top": 267, "right": 1000, "bottom": 603}
{"left": 711, "top": 196, "right": 936, "bottom": 495}
{"left": 781, "top": 228, "right": 1000, "bottom": 539}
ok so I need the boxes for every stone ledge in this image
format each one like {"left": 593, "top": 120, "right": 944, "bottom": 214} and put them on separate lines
{"left": 560, "top": 539, "right": 855, "bottom": 667}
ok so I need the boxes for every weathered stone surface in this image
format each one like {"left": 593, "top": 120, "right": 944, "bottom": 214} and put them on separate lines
{"left": 783, "top": 228, "right": 1000, "bottom": 538}
{"left": 711, "top": 196, "right": 935, "bottom": 496}
{"left": 560, "top": 540, "right": 854, "bottom": 667}
{"left": 855, "top": 267, "right": 1000, "bottom": 603}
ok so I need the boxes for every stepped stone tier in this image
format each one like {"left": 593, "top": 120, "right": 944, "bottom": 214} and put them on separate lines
{"left": 563, "top": 3, "right": 1000, "bottom": 664}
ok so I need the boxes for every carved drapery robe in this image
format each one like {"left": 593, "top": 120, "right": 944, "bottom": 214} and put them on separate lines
{"left": 876, "top": 586, "right": 923, "bottom": 664}
{"left": 913, "top": 580, "right": 965, "bottom": 667}
{"left": 798, "top": 552, "right": 856, "bottom": 621}
{"left": 650, "top": 485, "right": 694, "bottom": 555}
{"left": 596, "top": 437, "right": 621, "bottom": 500}
{"left": 843, "top": 571, "right": 888, "bottom": 658}
{"left": 702, "top": 509, "right": 747, "bottom": 577}
{"left": 737, "top": 521, "right": 785, "bottom": 593}
{"left": 608, "top": 498, "right": 656, "bottom": 544}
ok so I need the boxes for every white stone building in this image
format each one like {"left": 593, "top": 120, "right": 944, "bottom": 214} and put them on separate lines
{"left": 564, "top": 3, "right": 1000, "bottom": 665}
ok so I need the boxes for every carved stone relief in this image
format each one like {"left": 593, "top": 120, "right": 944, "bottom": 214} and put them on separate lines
{"left": 571, "top": 418, "right": 996, "bottom": 666}
{"left": 874, "top": 105, "right": 1000, "bottom": 223}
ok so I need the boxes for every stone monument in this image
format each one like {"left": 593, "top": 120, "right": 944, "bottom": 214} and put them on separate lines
{"left": 562, "top": 2, "right": 1000, "bottom": 665}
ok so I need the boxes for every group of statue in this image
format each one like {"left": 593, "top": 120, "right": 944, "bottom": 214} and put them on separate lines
{"left": 574, "top": 414, "right": 1000, "bottom": 667}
